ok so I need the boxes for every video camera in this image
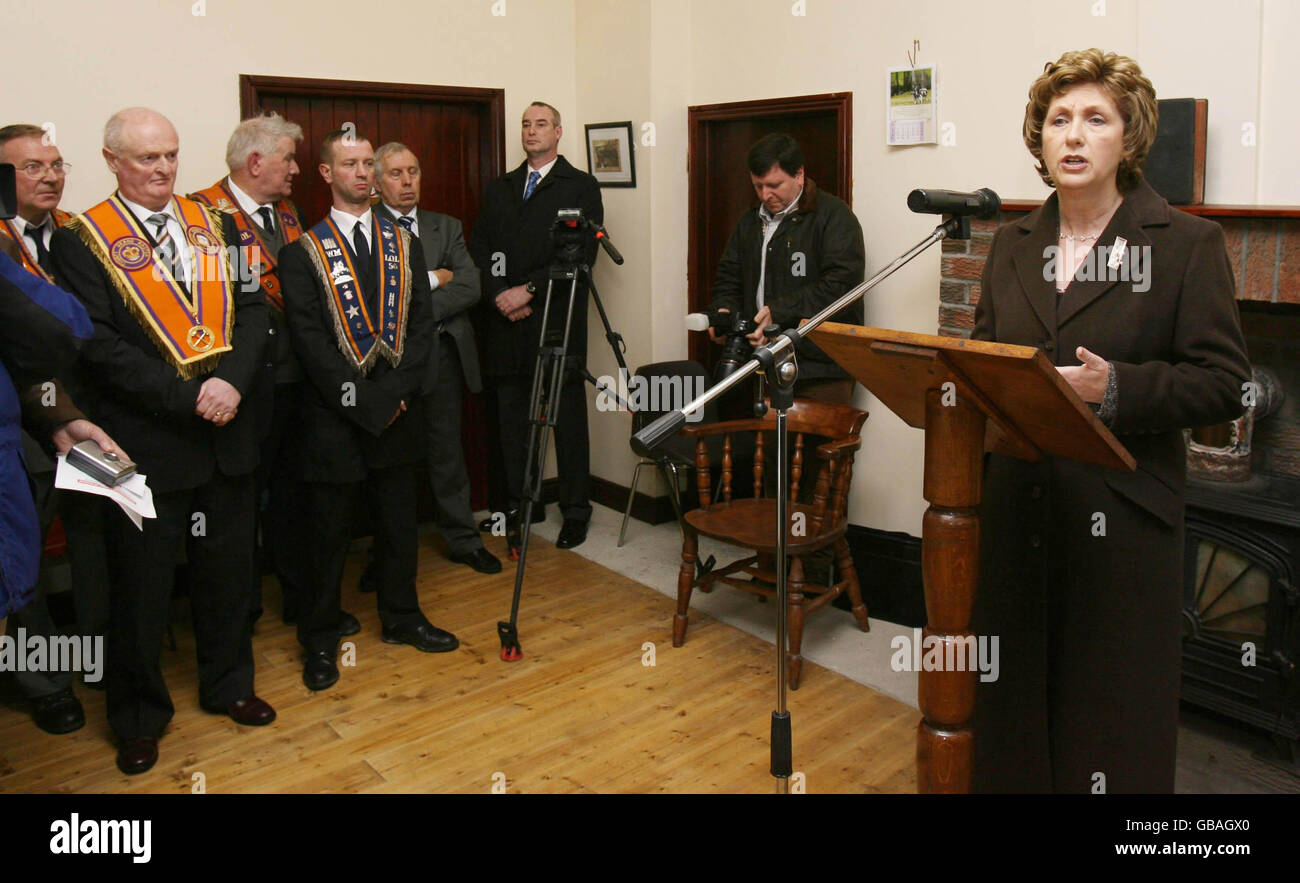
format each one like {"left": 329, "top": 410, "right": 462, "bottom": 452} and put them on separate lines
{"left": 549, "top": 208, "right": 624, "bottom": 267}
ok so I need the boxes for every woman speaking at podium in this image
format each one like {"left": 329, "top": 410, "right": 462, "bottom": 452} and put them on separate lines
{"left": 969, "top": 49, "right": 1250, "bottom": 792}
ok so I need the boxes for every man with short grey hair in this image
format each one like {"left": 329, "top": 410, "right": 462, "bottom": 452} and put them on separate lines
{"left": 189, "top": 113, "right": 357, "bottom": 633}
{"left": 372, "top": 141, "right": 498, "bottom": 574}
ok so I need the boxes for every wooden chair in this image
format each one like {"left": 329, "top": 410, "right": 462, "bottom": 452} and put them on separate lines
{"left": 673, "top": 398, "right": 870, "bottom": 689}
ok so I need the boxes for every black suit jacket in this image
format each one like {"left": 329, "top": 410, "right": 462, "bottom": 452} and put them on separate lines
{"left": 50, "top": 211, "right": 269, "bottom": 494}
{"left": 278, "top": 222, "right": 435, "bottom": 484}
{"left": 470, "top": 155, "right": 603, "bottom": 376}
{"left": 375, "top": 204, "right": 482, "bottom": 393}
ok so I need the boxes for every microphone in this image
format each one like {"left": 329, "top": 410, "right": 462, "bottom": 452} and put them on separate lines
{"left": 907, "top": 187, "right": 1000, "bottom": 219}
{"left": 593, "top": 224, "right": 624, "bottom": 265}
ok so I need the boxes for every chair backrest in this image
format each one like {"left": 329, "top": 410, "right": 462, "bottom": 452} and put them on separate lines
{"left": 690, "top": 398, "right": 868, "bottom": 536}
{"left": 628, "top": 360, "right": 717, "bottom": 433}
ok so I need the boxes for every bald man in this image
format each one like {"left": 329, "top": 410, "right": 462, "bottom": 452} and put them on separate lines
{"left": 51, "top": 107, "right": 275, "bottom": 775}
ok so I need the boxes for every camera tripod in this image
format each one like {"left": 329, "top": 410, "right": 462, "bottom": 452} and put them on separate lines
{"left": 498, "top": 236, "right": 625, "bottom": 661}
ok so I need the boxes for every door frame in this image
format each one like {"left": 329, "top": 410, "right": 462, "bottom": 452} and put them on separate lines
{"left": 686, "top": 92, "right": 852, "bottom": 365}
{"left": 239, "top": 74, "right": 506, "bottom": 179}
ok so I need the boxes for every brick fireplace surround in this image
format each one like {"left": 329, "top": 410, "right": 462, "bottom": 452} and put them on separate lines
{"left": 938, "top": 202, "right": 1300, "bottom": 480}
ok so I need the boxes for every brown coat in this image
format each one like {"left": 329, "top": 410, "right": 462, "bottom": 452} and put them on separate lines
{"left": 970, "top": 181, "right": 1251, "bottom": 792}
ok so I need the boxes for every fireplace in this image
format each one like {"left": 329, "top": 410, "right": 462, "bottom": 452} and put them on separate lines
{"left": 939, "top": 203, "right": 1300, "bottom": 760}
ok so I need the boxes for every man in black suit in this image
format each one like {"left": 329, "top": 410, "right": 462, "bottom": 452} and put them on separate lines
{"left": 279, "top": 129, "right": 458, "bottom": 692}
{"left": 470, "top": 101, "right": 604, "bottom": 551}
{"left": 51, "top": 107, "right": 276, "bottom": 775}
{"left": 373, "top": 141, "right": 500, "bottom": 575}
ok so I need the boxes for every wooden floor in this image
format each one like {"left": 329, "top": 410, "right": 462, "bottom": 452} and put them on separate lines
{"left": 0, "top": 534, "right": 919, "bottom": 794}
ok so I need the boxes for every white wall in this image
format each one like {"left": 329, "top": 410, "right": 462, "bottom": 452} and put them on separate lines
{"left": 6, "top": 0, "right": 579, "bottom": 210}
{"left": 9, "top": 0, "right": 1293, "bottom": 536}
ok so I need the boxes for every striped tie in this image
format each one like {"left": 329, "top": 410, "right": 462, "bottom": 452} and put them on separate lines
{"left": 257, "top": 206, "right": 277, "bottom": 236}
{"left": 397, "top": 215, "right": 414, "bottom": 232}
{"left": 149, "top": 212, "right": 181, "bottom": 281}
{"left": 524, "top": 170, "right": 541, "bottom": 200}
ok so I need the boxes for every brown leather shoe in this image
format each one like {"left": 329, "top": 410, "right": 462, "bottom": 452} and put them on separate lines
{"left": 116, "top": 738, "right": 158, "bottom": 775}
{"left": 203, "top": 695, "right": 277, "bottom": 726}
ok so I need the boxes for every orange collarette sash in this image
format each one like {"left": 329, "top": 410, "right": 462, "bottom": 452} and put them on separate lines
{"left": 189, "top": 181, "right": 301, "bottom": 312}
{"left": 69, "top": 194, "right": 234, "bottom": 378}
{"left": 0, "top": 208, "right": 72, "bottom": 282}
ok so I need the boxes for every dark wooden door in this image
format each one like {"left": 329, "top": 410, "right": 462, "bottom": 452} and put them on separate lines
{"left": 240, "top": 75, "right": 505, "bottom": 512}
{"left": 687, "top": 93, "right": 852, "bottom": 369}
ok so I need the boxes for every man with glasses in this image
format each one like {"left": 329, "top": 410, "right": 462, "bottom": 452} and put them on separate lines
{"left": 0, "top": 125, "right": 73, "bottom": 280}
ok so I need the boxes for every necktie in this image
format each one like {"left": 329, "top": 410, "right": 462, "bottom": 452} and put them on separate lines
{"left": 351, "top": 221, "right": 376, "bottom": 316}
{"left": 524, "top": 170, "right": 541, "bottom": 201}
{"left": 149, "top": 213, "right": 182, "bottom": 282}
{"left": 397, "top": 215, "right": 414, "bottom": 232}
{"left": 257, "top": 206, "right": 277, "bottom": 236}
{"left": 25, "top": 221, "right": 52, "bottom": 274}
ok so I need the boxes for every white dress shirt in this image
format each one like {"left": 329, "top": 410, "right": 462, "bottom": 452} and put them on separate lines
{"left": 119, "top": 193, "right": 192, "bottom": 288}
{"left": 755, "top": 187, "right": 803, "bottom": 310}
{"left": 9, "top": 214, "right": 53, "bottom": 264}
{"left": 523, "top": 156, "right": 558, "bottom": 196}
{"left": 330, "top": 206, "right": 373, "bottom": 254}
{"left": 226, "top": 177, "right": 277, "bottom": 234}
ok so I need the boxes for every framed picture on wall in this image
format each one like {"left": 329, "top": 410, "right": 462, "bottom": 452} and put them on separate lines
{"left": 585, "top": 121, "right": 636, "bottom": 188}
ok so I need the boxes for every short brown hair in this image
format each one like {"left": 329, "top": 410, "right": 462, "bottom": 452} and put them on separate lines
{"left": 0, "top": 124, "right": 48, "bottom": 152}
{"left": 1023, "top": 48, "right": 1158, "bottom": 191}
{"left": 526, "top": 101, "right": 561, "bottom": 127}
{"left": 320, "top": 127, "right": 370, "bottom": 166}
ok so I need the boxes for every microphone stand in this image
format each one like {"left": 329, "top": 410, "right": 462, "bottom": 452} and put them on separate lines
{"left": 632, "top": 213, "right": 975, "bottom": 793}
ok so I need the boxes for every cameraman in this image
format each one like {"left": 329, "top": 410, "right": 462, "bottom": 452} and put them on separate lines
{"left": 708, "top": 133, "right": 865, "bottom": 404}
{"left": 471, "top": 101, "right": 603, "bottom": 551}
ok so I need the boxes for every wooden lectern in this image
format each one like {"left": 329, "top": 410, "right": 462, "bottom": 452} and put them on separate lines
{"left": 806, "top": 323, "right": 1135, "bottom": 793}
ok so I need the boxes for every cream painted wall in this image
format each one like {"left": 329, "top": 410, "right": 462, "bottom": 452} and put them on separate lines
{"left": 5, "top": 0, "right": 579, "bottom": 211}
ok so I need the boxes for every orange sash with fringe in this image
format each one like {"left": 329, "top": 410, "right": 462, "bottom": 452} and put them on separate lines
{"left": 189, "top": 180, "right": 300, "bottom": 312}
{"left": 70, "top": 194, "right": 233, "bottom": 378}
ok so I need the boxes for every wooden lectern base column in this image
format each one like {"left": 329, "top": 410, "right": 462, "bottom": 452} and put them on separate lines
{"left": 916, "top": 387, "right": 986, "bottom": 793}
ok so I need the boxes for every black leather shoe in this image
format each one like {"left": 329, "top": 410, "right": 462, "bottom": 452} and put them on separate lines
{"left": 449, "top": 547, "right": 503, "bottom": 574}
{"left": 382, "top": 620, "right": 459, "bottom": 653}
{"left": 116, "top": 738, "right": 158, "bottom": 775}
{"left": 31, "top": 688, "right": 85, "bottom": 735}
{"left": 338, "top": 610, "right": 361, "bottom": 636}
{"left": 303, "top": 650, "right": 340, "bottom": 691}
{"left": 202, "top": 694, "right": 277, "bottom": 726}
{"left": 478, "top": 505, "right": 545, "bottom": 533}
{"left": 556, "top": 518, "right": 589, "bottom": 550}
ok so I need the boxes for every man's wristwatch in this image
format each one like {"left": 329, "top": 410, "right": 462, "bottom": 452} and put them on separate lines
{"left": 525, "top": 281, "right": 537, "bottom": 295}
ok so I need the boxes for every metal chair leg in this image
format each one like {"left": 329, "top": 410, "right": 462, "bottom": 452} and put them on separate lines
{"left": 618, "top": 460, "right": 648, "bottom": 547}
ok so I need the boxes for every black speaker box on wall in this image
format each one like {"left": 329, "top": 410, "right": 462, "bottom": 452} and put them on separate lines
{"left": 1143, "top": 98, "right": 1207, "bottom": 205}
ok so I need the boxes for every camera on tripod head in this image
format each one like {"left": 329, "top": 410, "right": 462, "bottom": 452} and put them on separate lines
{"left": 550, "top": 207, "right": 595, "bottom": 266}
